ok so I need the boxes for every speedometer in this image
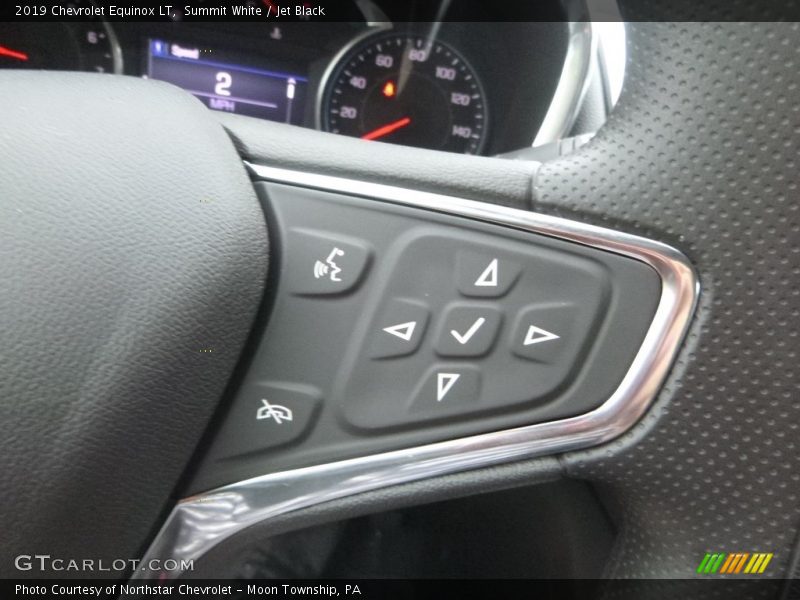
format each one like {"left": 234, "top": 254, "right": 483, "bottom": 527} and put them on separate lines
{"left": 320, "top": 33, "right": 488, "bottom": 154}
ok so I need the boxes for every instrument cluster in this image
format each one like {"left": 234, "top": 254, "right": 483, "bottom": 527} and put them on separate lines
{"left": 0, "top": 16, "right": 570, "bottom": 155}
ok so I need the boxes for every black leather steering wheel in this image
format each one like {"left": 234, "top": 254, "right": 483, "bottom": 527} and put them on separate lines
{"left": 1, "top": 20, "right": 798, "bottom": 586}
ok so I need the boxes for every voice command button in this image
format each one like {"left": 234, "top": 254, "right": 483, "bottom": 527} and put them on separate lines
{"left": 286, "top": 229, "right": 371, "bottom": 295}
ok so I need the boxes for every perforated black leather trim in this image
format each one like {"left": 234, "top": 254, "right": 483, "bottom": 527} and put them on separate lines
{"left": 537, "top": 22, "right": 800, "bottom": 579}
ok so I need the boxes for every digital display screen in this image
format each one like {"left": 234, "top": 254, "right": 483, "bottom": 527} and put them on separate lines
{"left": 146, "top": 39, "right": 308, "bottom": 124}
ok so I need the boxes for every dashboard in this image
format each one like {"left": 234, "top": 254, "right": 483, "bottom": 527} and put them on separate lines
{"left": 1, "top": 6, "right": 573, "bottom": 155}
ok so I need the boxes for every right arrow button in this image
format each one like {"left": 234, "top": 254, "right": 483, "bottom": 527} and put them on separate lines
{"left": 523, "top": 325, "right": 560, "bottom": 346}
{"left": 512, "top": 304, "right": 584, "bottom": 364}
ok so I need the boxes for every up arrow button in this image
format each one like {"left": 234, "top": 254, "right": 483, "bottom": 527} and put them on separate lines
{"left": 457, "top": 251, "right": 520, "bottom": 298}
{"left": 474, "top": 259, "right": 498, "bottom": 287}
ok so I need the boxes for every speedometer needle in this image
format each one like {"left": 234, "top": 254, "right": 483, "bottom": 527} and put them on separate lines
{"left": 0, "top": 46, "right": 29, "bottom": 61}
{"left": 361, "top": 117, "right": 411, "bottom": 141}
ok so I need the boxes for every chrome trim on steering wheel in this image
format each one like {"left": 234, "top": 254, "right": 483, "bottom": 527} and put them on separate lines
{"left": 136, "top": 163, "right": 699, "bottom": 579}
{"left": 533, "top": 21, "right": 595, "bottom": 147}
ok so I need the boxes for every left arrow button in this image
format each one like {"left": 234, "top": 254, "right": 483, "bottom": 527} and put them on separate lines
{"left": 383, "top": 321, "right": 417, "bottom": 341}
{"left": 370, "top": 299, "right": 430, "bottom": 359}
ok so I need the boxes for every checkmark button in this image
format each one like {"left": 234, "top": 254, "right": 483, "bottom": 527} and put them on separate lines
{"left": 450, "top": 317, "right": 486, "bottom": 344}
{"left": 436, "top": 303, "right": 502, "bottom": 357}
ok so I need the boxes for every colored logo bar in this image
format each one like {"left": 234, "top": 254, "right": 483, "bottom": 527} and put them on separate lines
{"left": 697, "top": 552, "right": 773, "bottom": 574}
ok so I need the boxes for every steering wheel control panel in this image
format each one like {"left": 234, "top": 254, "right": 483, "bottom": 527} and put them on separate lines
{"left": 340, "top": 228, "right": 614, "bottom": 430}
{"left": 189, "top": 182, "right": 661, "bottom": 492}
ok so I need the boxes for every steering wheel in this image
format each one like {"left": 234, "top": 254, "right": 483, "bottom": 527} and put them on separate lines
{"left": 1, "top": 20, "right": 798, "bottom": 586}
